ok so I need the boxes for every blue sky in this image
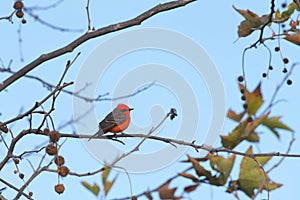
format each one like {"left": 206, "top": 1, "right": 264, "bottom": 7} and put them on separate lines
{"left": 0, "top": 0, "right": 299, "bottom": 199}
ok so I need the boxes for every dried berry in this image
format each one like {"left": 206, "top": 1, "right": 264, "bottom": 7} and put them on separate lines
{"left": 13, "top": 1, "right": 24, "bottom": 10}
{"left": 29, "top": 192, "right": 33, "bottom": 197}
{"left": 13, "top": 159, "right": 20, "bottom": 164}
{"left": 49, "top": 131, "right": 60, "bottom": 143}
{"left": 0, "top": 122, "right": 8, "bottom": 133}
{"left": 283, "top": 58, "right": 289, "bottom": 64}
{"left": 55, "top": 184, "right": 65, "bottom": 194}
{"left": 14, "top": 170, "right": 18, "bottom": 174}
{"left": 243, "top": 103, "right": 248, "bottom": 110}
{"left": 238, "top": 76, "right": 244, "bottom": 82}
{"left": 283, "top": 68, "right": 288, "bottom": 73}
{"left": 19, "top": 173, "right": 24, "bottom": 179}
{"left": 44, "top": 128, "right": 50, "bottom": 135}
{"left": 55, "top": 156, "right": 65, "bottom": 166}
{"left": 241, "top": 95, "right": 246, "bottom": 101}
{"left": 21, "top": 18, "right": 27, "bottom": 24}
{"left": 247, "top": 116, "right": 253, "bottom": 122}
{"left": 262, "top": 73, "right": 267, "bottom": 78}
{"left": 16, "top": 10, "right": 24, "bottom": 18}
{"left": 269, "top": 65, "right": 273, "bottom": 70}
{"left": 287, "top": 79, "right": 293, "bottom": 85}
{"left": 46, "top": 144, "right": 57, "bottom": 155}
{"left": 274, "top": 47, "right": 280, "bottom": 52}
{"left": 281, "top": 3, "right": 287, "bottom": 8}
{"left": 58, "top": 166, "right": 69, "bottom": 177}
{"left": 240, "top": 89, "right": 245, "bottom": 94}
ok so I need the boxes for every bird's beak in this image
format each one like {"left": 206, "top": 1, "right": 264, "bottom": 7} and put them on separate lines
{"left": 129, "top": 108, "right": 134, "bottom": 111}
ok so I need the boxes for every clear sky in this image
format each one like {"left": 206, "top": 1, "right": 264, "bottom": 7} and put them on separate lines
{"left": 0, "top": 0, "right": 299, "bottom": 199}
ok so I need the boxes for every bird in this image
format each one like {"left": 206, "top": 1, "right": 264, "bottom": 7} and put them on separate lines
{"left": 88, "top": 104, "right": 134, "bottom": 141}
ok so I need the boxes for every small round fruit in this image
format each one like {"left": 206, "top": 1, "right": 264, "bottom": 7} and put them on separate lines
{"left": 283, "top": 58, "right": 289, "bottom": 64}
{"left": 269, "top": 65, "right": 273, "bottom": 70}
{"left": 274, "top": 47, "right": 280, "bottom": 52}
{"left": 283, "top": 68, "right": 288, "bottom": 73}
{"left": 58, "top": 166, "right": 69, "bottom": 177}
{"left": 46, "top": 144, "right": 57, "bottom": 155}
{"left": 13, "top": 1, "right": 24, "bottom": 10}
{"left": 19, "top": 173, "right": 24, "bottom": 179}
{"left": 55, "top": 184, "right": 65, "bottom": 194}
{"left": 262, "top": 73, "right": 267, "bottom": 78}
{"left": 238, "top": 76, "right": 244, "bottom": 82}
{"left": 16, "top": 10, "right": 24, "bottom": 18}
{"left": 55, "top": 156, "right": 65, "bottom": 166}
{"left": 49, "top": 131, "right": 60, "bottom": 143}
{"left": 287, "top": 79, "right": 292, "bottom": 85}
{"left": 21, "top": 19, "right": 27, "bottom": 24}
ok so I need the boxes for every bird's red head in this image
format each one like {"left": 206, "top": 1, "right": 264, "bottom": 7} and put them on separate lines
{"left": 116, "top": 104, "right": 134, "bottom": 117}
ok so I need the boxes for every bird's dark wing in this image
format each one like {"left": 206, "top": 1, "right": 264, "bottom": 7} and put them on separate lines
{"left": 99, "top": 108, "right": 127, "bottom": 133}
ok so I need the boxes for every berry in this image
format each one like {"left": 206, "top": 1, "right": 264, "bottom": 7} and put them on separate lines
{"left": 247, "top": 117, "right": 253, "bottom": 122}
{"left": 283, "top": 68, "right": 288, "bottom": 73}
{"left": 21, "top": 19, "right": 27, "bottom": 24}
{"left": 29, "top": 192, "right": 33, "bottom": 197}
{"left": 44, "top": 128, "right": 50, "bottom": 135}
{"left": 14, "top": 170, "right": 18, "bottom": 174}
{"left": 240, "top": 89, "right": 245, "bottom": 94}
{"left": 287, "top": 79, "right": 292, "bottom": 85}
{"left": 243, "top": 103, "right": 248, "bottom": 110}
{"left": 58, "top": 166, "right": 69, "bottom": 177}
{"left": 282, "top": 3, "right": 287, "bottom": 8}
{"left": 55, "top": 184, "right": 65, "bottom": 194}
{"left": 13, "top": 159, "right": 20, "bottom": 164}
{"left": 283, "top": 58, "right": 289, "bottom": 64}
{"left": 55, "top": 156, "right": 65, "bottom": 166}
{"left": 262, "top": 73, "right": 267, "bottom": 78}
{"left": 16, "top": 10, "right": 24, "bottom": 18}
{"left": 241, "top": 95, "right": 246, "bottom": 101}
{"left": 19, "top": 173, "right": 24, "bottom": 179}
{"left": 275, "top": 47, "right": 280, "bottom": 52}
{"left": 49, "top": 131, "right": 60, "bottom": 143}
{"left": 238, "top": 76, "right": 244, "bottom": 82}
{"left": 13, "top": 1, "right": 24, "bottom": 10}
{"left": 269, "top": 65, "right": 273, "bottom": 70}
{"left": 46, "top": 144, "right": 57, "bottom": 155}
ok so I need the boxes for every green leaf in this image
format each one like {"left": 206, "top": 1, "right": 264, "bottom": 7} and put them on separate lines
{"left": 239, "top": 83, "right": 264, "bottom": 115}
{"left": 103, "top": 175, "right": 117, "bottom": 196}
{"left": 209, "top": 154, "right": 236, "bottom": 186}
{"left": 273, "top": 2, "right": 299, "bottom": 23}
{"left": 245, "top": 132, "right": 259, "bottom": 142}
{"left": 81, "top": 181, "right": 100, "bottom": 197}
{"left": 263, "top": 116, "right": 293, "bottom": 138}
{"left": 227, "top": 109, "right": 246, "bottom": 122}
{"left": 188, "top": 155, "right": 212, "bottom": 178}
{"left": 102, "top": 168, "right": 111, "bottom": 185}
{"left": 237, "top": 146, "right": 282, "bottom": 197}
{"left": 221, "top": 112, "right": 269, "bottom": 149}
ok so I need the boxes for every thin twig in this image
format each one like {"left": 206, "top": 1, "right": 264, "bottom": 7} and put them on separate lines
{"left": 0, "top": 0, "right": 196, "bottom": 92}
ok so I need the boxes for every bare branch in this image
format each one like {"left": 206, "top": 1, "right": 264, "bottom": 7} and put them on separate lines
{"left": 0, "top": 0, "right": 196, "bottom": 92}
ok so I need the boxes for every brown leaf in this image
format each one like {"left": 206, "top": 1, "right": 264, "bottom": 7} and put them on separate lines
{"left": 285, "top": 33, "right": 300, "bottom": 46}
{"left": 184, "top": 184, "right": 199, "bottom": 193}
{"left": 158, "top": 180, "right": 181, "bottom": 200}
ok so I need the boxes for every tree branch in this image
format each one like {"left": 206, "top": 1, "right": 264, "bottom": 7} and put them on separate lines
{"left": 0, "top": 0, "right": 196, "bottom": 92}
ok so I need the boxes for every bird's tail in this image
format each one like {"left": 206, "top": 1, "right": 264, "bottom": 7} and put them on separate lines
{"left": 87, "top": 129, "right": 104, "bottom": 141}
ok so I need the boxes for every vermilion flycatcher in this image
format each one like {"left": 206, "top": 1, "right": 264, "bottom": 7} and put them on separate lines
{"left": 88, "top": 104, "right": 134, "bottom": 141}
